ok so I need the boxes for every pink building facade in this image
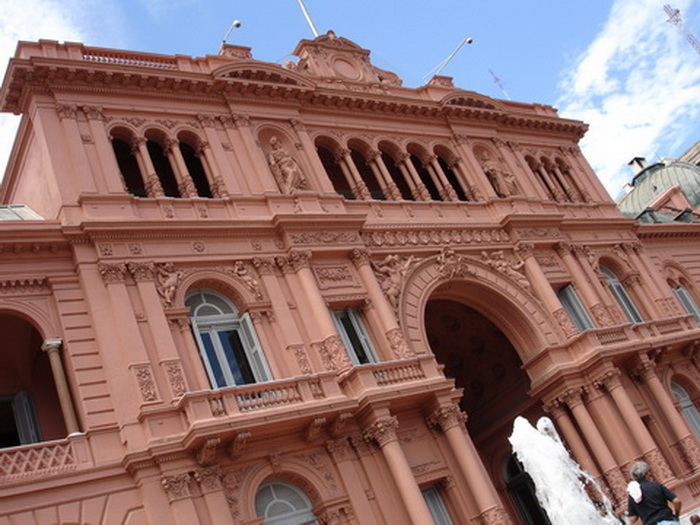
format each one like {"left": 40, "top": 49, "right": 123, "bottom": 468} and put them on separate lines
{"left": 0, "top": 32, "right": 699, "bottom": 524}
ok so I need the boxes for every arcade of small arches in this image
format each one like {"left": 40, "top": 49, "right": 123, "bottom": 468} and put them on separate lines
{"left": 107, "top": 116, "right": 594, "bottom": 206}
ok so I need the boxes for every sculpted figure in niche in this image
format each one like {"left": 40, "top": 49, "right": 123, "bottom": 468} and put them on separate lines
{"left": 372, "top": 254, "right": 416, "bottom": 310}
{"left": 156, "top": 263, "right": 183, "bottom": 307}
{"left": 478, "top": 150, "right": 518, "bottom": 198}
{"left": 267, "top": 136, "right": 307, "bottom": 194}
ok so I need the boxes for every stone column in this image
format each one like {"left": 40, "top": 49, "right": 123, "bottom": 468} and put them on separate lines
{"left": 632, "top": 358, "right": 700, "bottom": 473}
{"left": 133, "top": 137, "right": 164, "bottom": 197}
{"left": 339, "top": 149, "right": 371, "bottom": 200}
{"left": 161, "top": 473, "right": 200, "bottom": 525}
{"left": 277, "top": 251, "right": 351, "bottom": 373}
{"left": 626, "top": 243, "right": 677, "bottom": 317}
{"left": 622, "top": 273, "right": 662, "bottom": 319}
{"left": 398, "top": 154, "right": 430, "bottom": 200}
{"left": 544, "top": 398, "right": 600, "bottom": 479}
{"left": 326, "top": 438, "right": 377, "bottom": 525}
{"left": 596, "top": 369, "right": 674, "bottom": 483}
{"left": 164, "top": 139, "right": 197, "bottom": 198}
{"left": 197, "top": 142, "right": 229, "bottom": 198}
{"left": 369, "top": 151, "right": 402, "bottom": 200}
{"left": 446, "top": 158, "right": 477, "bottom": 201}
{"left": 427, "top": 404, "right": 511, "bottom": 525}
{"left": 41, "top": 338, "right": 80, "bottom": 435}
{"left": 363, "top": 416, "right": 435, "bottom": 524}
{"left": 516, "top": 242, "right": 578, "bottom": 339}
{"left": 426, "top": 155, "right": 458, "bottom": 201}
{"left": 194, "top": 467, "right": 233, "bottom": 524}
{"left": 350, "top": 249, "right": 413, "bottom": 360}
{"left": 559, "top": 388, "right": 627, "bottom": 504}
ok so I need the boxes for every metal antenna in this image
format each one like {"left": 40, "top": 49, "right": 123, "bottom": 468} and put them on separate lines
{"left": 296, "top": 0, "right": 319, "bottom": 38}
{"left": 489, "top": 69, "right": 511, "bottom": 100}
{"left": 422, "top": 37, "right": 473, "bottom": 83}
{"left": 664, "top": 4, "right": 700, "bottom": 55}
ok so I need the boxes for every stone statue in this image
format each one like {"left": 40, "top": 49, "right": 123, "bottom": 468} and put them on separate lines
{"left": 233, "top": 260, "right": 262, "bottom": 299}
{"left": 267, "top": 136, "right": 307, "bottom": 194}
{"left": 482, "top": 250, "right": 530, "bottom": 289}
{"left": 478, "top": 150, "right": 518, "bottom": 198}
{"left": 372, "top": 254, "right": 416, "bottom": 310}
{"left": 156, "top": 263, "right": 183, "bottom": 307}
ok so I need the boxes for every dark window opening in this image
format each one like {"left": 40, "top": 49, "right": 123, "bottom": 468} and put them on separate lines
{"left": 410, "top": 154, "right": 442, "bottom": 201}
{"left": 381, "top": 151, "right": 413, "bottom": 200}
{"left": 351, "top": 150, "right": 385, "bottom": 200}
{"left": 438, "top": 156, "right": 468, "bottom": 201}
{"left": 112, "top": 138, "right": 147, "bottom": 197}
{"left": 317, "top": 145, "right": 354, "bottom": 199}
{"left": 147, "top": 141, "right": 180, "bottom": 198}
{"left": 180, "top": 142, "right": 213, "bottom": 198}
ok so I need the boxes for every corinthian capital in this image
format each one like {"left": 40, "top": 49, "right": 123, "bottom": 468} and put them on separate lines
{"left": 363, "top": 416, "right": 399, "bottom": 447}
{"left": 427, "top": 404, "right": 467, "bottom": 432}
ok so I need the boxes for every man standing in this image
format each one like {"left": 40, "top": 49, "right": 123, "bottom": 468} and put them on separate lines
{"left": 627, "top": 461, "right": 681, "bottom": 524}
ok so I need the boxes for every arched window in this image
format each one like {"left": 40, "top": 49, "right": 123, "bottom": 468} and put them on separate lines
{"left": 255, "top": 480, "right": 317, "bottom": 525}
{"left": 179, "top": 142, "right": 213, "bottom": 198}
{"left": 186, "top": 290, "right": 271, "bottom": 388}
{"left": 147, "top": 140, "right": 180, "bottom": 198}
{"left": 112, "top": 137, "right": 147, "bottom": 197}
{"left": 316, "top": 144, "right": 354, "bottom": 199}
{"left": 672, "top": 285, "right": 700, "bottom": 324}
{"left": 600, "top": 266, "right": 643, "bottom": 324}
{"left": 672, "top": 382, "right": 700, "bottom": 440}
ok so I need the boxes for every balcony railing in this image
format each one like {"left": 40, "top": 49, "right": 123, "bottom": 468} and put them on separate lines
{"left": 0, "top": 434, "right": 92, "bottom": 481}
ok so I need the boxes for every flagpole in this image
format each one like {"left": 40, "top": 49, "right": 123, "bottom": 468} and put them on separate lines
{"left": 296, "top": 0, "right": 319, "bottom": 37}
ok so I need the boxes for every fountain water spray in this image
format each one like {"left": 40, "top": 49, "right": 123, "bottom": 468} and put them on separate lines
{"left": 509, "top": 416, "right": 623, "bottom": 524}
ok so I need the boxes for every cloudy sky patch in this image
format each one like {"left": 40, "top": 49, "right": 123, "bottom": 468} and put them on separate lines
{"left": 557, "top": 0, "right": 700, "bottom": 199}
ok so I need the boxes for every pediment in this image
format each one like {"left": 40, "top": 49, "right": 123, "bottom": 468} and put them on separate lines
{"left": 213, "top": 62, "right": 316, "bottom": 88}
{"left": 441, "top": 91, "right": 502, "bottom": 111}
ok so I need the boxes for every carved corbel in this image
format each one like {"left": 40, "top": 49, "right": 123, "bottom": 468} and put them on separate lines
{"left": 196, "top": 437, "right": 221, "bottom": 466}
{"left": 306, "top": 417, "right": 327, "bottom": 442}
{"left": 227, "top": 431, "right": 252, "bottom": 458}
{"left": 330, "top": 412, "right": 353, "bottom": 438}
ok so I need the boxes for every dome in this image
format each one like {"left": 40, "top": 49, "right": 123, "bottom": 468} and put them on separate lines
{"left": 617, "top": 160, "right": 700, "bottom": 218}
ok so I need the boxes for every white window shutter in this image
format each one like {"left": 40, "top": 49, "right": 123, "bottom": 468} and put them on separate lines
{"left": 239, "top": 313, "right": 272, "bottom": 382}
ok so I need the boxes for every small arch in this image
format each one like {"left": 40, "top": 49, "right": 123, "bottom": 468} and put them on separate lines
{"left": 315, "top": 136, "right": 353, "bottom": 199}
{"left": 109, "top": 127, "right": 146, "bottom": 197}
{"left": 255, "top": 480, "right": 317, "bottom": 524}
{"left": 143, "top": 131, "right": 180, "bottom": 198}
{"left": 177, "top": 131, "right": 213, "bottom": 198}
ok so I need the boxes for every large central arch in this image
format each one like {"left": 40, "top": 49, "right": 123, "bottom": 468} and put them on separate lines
{"left": 399, "top": 250, "right": 556, "bottom": 523}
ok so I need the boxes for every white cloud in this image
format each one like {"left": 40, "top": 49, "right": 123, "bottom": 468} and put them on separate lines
{"left": 557, "top": 0, "right": 700, "bottom": 200}
{"left": 0, "top": 1, "right": 127, "bottom": 184}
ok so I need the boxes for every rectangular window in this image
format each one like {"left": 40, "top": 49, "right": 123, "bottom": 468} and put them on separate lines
{"left": 331, "top": 308, "right": 378, "bottom": 365}
{"left": 673, "top": 287, "right": 700, "bottom": 324}
{"left": 421, "top": 485, "right": 453, "bottom": 525}
{"left": 609, "top": 282, "right": 643, "bottom": 323}
{"left": 557, "top": 284, "right": 594, "bottom": 332}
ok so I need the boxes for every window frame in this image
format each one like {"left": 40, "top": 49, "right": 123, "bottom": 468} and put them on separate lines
{"left": 600, "top": 266, "right": 643, "bottom": 324}
{"left": 673, "top": 286, "right": 700, "bottom": 324}
{"left": 331, "top": 307, "right": 378, "bottom": 365}
{"left": 557, "top": 284, "right": 594, "bottom": 332}
{"left": 421, "top": 484, "right": 454, "bottom": 525}
{"left": 187, "top": 290, "right": 272, "bottom": 388}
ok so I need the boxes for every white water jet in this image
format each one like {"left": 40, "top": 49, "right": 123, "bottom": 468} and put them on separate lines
{"left": 509, "top": 416, "right": 622, "bottom": 524}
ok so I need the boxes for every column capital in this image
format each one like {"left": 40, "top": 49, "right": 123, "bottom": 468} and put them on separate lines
{"left": 161, "top": 473, "right": 192, "bottom": 502}
{"left": 363, "top": 416, "right": 399, "bottom": 447}
{"left": 41, "top": 338, "right": 63, "bottom": 353}
{"left": 427, "top": 404, "right": 467, "bottom": 433}
{"left": 193, "top": 467, "right": 223, "bottom": 494}
{"left": 98, "top": 262, "right": 128, "bottom": 284}
{"left": 554, "top": 241, "right": 572, "bottom": 256}
{"left": 514, "top": 242, "right": 535, "bottom": 259}
{"left": 543, "top": 398, "right": 567, "bottom": 418}
{"left": 349, "top": 248, "right": 371, "bottom": 268}
{"left": 593, "top": 369, "right": 622, "bottom": 391}
{"left": 127, "top": 261, "right": 156, "bottom": 281}
{"left": 558, "top": 387, "right": 584, "bottom": 409}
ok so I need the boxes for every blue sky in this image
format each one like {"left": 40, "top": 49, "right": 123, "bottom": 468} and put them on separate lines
{"left": 1, "top": 0, "right": 699, "bottom": 199}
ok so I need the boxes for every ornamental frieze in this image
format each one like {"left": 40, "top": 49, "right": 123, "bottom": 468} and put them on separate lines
{"left": 314, "top": 265, "right": 356, "bottom": 289}
{"left": 362, "top": 228, "right": 509, "bottom": 247}
{"left": 515, "top": 227, "right": 561, "bottom": 239}
{"left": 289, "top": 231, "right": 360, "bottom": 244}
